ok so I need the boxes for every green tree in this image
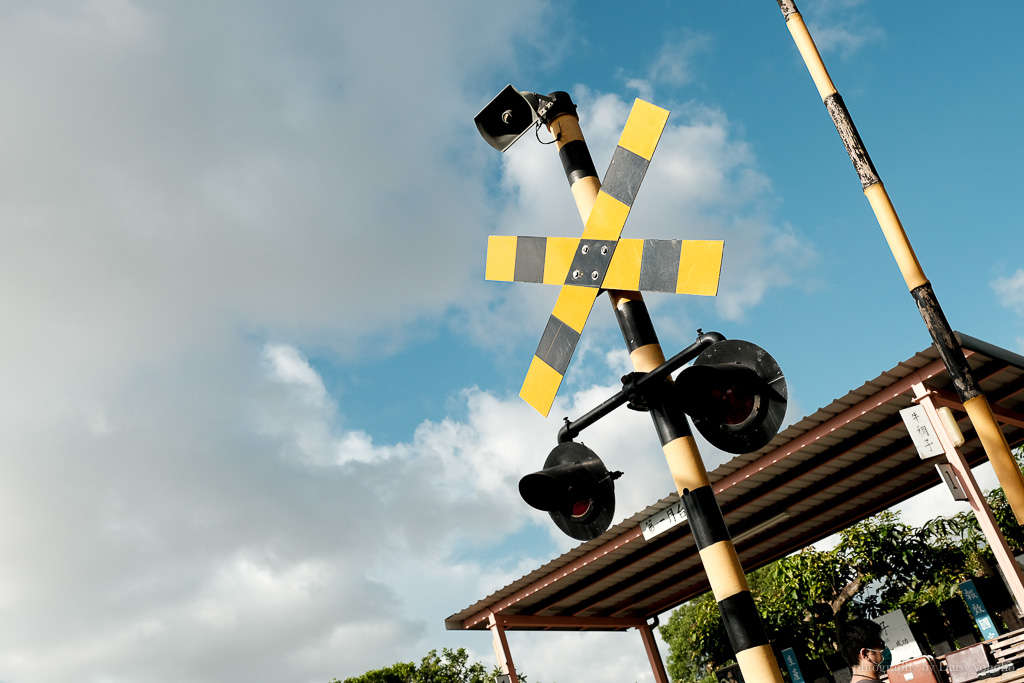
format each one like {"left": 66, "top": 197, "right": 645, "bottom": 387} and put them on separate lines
{"left": 660, "top": 509, "right": 979, "bottom": 681}
{"left": 338, "top": 648, "right": 496, "bottom": 683}
{"left": 659, "top": 590, "right": 725, "bottom": 683}
{"left": 921, "top": 458, "right": 1024, "bottom": 577}
{"left": 416, "top": 648, "right": 491, "bottom": 683}
{"left": 337, "top": 660, "right": 417, "bottom": 683}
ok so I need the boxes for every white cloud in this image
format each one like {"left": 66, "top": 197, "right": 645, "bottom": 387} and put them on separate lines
{"left": 0, "top": 2, "right": 833, "bottom": 681}
{"left": 258, "top": 342, "right": 406, "bottom": 467}
{"left": 994, "top": 269, "right": 1024, "bottom": 316}
{"left": 265, "top": 344, "right": 328, "bottom": 396}
{"left": 801, "top": 0, "right": 885, "bottom": 58}
{"left": 0, "top": 0, "right": 552, "bottom": 389}
{"left": 809, "top": 22, "right": 884, "bottom": 58}
{"left": 624, "top": 31, "right": 713, "bottom": 101}
{"left": 500, "top": 631, "right": 656, "bottom": 683}
{"left": 581, "top": 93, "right": 817, "bottom": 324}
{"left": 0, "top": 1, "right": 565, "bottom": 680}
{"left": 0, "top": 336, "right": 541, "bottom": 680}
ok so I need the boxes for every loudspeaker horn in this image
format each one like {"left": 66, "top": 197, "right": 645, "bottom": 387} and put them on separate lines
{"left": 474, "top": 85, "right": 541, "bottom": 152}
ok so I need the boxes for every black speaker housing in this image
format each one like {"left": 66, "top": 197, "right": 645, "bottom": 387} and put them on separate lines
{"left": 474, "top": 85, "right": 540, "bottom": 152}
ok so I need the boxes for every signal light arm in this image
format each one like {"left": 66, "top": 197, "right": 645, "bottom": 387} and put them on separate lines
{"left": 557, "top": 330, "right": 726, "bottom": 444}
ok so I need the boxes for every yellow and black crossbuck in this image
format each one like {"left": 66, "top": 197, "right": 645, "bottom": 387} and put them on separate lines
{"left": 485, "top": 100, "right": 725, "bottom": 417}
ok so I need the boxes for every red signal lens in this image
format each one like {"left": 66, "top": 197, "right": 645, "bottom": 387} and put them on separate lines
{"left": 710, "top": 386, "right": 756, "bottom": 425}
{"left": 571, "top": 499, "right": 593, "bottom": 518}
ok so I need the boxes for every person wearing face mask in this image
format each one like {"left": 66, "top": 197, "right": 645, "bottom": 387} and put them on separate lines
{"left": 839, "top": 618, "right": 892, "bottom": 681}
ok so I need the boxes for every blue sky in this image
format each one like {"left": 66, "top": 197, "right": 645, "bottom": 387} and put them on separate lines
{"left": 1, "top": 1, "right": 1023, "bottom": 682}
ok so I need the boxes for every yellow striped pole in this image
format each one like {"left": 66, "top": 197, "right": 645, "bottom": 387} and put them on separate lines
{"left": 544, "top": 95, "right": 784, "bottom": 683}
{"left": 774, "top": 0, "right": 1024, "bottom": 524}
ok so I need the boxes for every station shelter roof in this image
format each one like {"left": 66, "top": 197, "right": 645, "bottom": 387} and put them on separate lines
{"left": 445, "top": 333, "right": 1024, "bottom": 633}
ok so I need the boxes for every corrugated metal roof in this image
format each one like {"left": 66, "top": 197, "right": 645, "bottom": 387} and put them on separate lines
{"left": 445, "top": 333, "right": 1024, "bottom": 632}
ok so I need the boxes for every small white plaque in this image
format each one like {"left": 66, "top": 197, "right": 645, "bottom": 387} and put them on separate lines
{"left": 640, "top": 499, "right": 687, "bottom": 540}
{"left": 899, "top": 405, "right": 945, "bottom": 458}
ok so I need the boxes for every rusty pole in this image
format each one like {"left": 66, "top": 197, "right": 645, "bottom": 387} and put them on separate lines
{"left": 774, "top": 0, "right": 1024, "bottom": 524}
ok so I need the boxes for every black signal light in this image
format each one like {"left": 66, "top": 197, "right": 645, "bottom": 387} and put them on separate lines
{"left": 675, "top": 339, "right": 787, "bottom": 454}
{"left": 519, "top": 442, "right": 621, "bottom": 542}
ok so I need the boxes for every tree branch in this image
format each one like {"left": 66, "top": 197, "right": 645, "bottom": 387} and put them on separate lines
{"left": 831, "top": 572, "right": 864, "bottom": 615}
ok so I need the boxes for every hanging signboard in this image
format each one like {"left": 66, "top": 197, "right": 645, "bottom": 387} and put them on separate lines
{"left": 899, "top": 405, "right": 945, "bottom": 459}
{"left": 640, "top": 499, "right": 687, "bottom": 541}
{"left": 781, "top": 648, "right": 806, "bottom": 683}
{"left": 960, "top": 578, "right": 1000, "bottom": 640}
{"left": 874, "top": 609, "right": 923, "bottom": 664}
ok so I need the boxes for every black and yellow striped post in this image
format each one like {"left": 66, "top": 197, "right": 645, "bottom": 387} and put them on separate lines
{"left": 774, "top": 0, "right": 1024, "bottom": 524}
{"left": 541, "top": 94, "right": 785, "bottom": 683}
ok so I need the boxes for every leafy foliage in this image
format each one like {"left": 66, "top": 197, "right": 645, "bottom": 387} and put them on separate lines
{"left": 660, "top": 484, "right": 1024, "bottom": 683}
{"left": 659, "top": 590, "right": 724, "bottom": 683}
{"left": 337, "top": 648, "right": 496, "bottom": 683}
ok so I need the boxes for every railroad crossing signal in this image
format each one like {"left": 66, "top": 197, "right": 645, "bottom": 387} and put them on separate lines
{"left": 675, "top": 339, "right": 788, "bottom": 454}
{"left": 484, "top": 99, "right": 724, "bottom": 416}
{"left": 475, "top": 87, "right": 788, "bottom": 683}
{"left": 518, "top": 441, "right": 621, "bottom": 542}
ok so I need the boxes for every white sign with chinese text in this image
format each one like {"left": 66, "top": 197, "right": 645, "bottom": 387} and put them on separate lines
{"left": 899, "top": 405, "right": 946, "bottom": 459}
{"left": 874, "top": 609, "right": 923, "bottom": 664}
{"left": 640, "top": 499, "right": 687, "bottom": 540}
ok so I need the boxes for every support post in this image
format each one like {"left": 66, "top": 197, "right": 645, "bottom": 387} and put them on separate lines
{"left": 488, "top": 613, "right": 519, "bottom": 683}
{"left": 774, "top": 0, "right": 1024, "bottom": 524}
{"left": 545, "top": 97, "right": 784, "bottom": 683}
{"left": 638, "top": 621, "right": 670, "bottom": 683}
{"left": 912, "top": 383, "right": 1024, "bottom": 614}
